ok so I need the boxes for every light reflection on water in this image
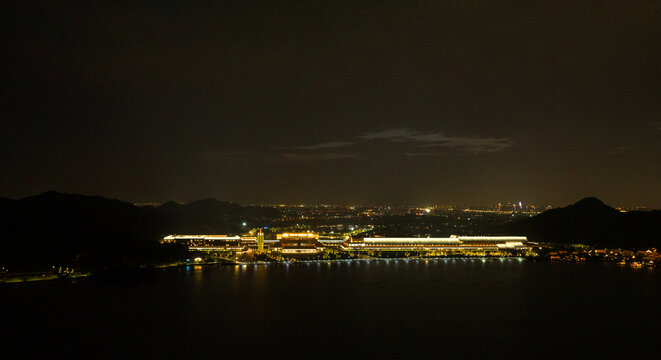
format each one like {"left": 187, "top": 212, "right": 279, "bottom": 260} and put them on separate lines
{"left": 6, "top": 260, "right": 661, "bottom": 358}
{"left": 0, "top": 264, "right": 654, "bottom": 360}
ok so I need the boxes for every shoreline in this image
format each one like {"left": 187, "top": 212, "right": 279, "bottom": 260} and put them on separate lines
{"left": 2, "top": 256, "right": 655, "bottom": 284}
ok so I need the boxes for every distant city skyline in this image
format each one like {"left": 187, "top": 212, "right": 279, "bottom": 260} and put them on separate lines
{"left": 130, "top": 197, "right": 653, "bottom": 211}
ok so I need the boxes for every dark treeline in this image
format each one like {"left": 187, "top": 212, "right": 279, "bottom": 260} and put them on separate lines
{"left": 0, "top": 191, "right": 280, "bottom": 271}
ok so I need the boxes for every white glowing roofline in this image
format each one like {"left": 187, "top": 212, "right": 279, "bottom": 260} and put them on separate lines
{"left": 280, "top": 249, "right": 319, "bottom": 253}
{"left": 363, "top": 238, "right": 462, "bottom": 244}
{"left": 280, "top": 233, "right": 316, "bottom": 238}
{"left": 457, "top": 236, "right": 527, "bottom": 241}
{"left": 346, "top": 243, "right": 528, "bottom": 247}
{"left": 362, "top": 236, "right": 527, "bottom": 244}
{"left": 344, "top": 246, "right": 528, "bottom": 250}
{"left": 497, "top": 242, "right": 526, "bottom": 248}
{"left": 164, "top": 235, "right": 241, "bottom": 240}
{"left": 189, "top": 246, "right": 245, "bottom": 250}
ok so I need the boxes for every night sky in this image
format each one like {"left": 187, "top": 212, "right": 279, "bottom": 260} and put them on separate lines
{"left": 2, "top": 1, "right": 660, "bottom": 207}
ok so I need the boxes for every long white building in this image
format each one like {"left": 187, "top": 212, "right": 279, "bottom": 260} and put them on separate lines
{"left": 343, "top": 235, "right": 529, "bottom": 251}
{"left": 162, "top": 234, "right": 530, "bottom": 252}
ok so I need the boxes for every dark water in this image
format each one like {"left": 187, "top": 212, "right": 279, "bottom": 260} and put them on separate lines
{"left": 2, "top": 260, "right": 660, "bottom": 359}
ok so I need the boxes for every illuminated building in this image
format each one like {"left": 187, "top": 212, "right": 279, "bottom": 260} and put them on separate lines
{"left": 240, "top": 236, "right": 257, "bottom": 245}
{"left": 343, "top": 235, "right": 529, "bottom": 251}
{"left": 317, "top": 236, "right": 348, "bottom": 246}
{"left": 276, "top": 232, "right": 319, "bottom": 254}
{"left": 257, "top": 229, "right": 265, "bottom": 252}
{"left": 163, "top": 233, "right": 530, "bottom": 255}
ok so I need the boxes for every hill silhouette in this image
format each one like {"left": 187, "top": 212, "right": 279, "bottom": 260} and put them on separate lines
{"left": 0, "top": 192, "right": 281, "bottom": 271}
{"left": 505, "top": 197, "right": 660, "bottom": 249}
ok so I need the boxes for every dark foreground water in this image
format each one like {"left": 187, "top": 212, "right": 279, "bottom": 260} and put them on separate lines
{"left": 2, "top": 260, "right": 660, "bottom": 359}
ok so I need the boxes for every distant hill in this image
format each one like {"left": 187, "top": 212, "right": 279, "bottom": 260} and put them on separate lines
{"left": 505, "top": 197, "right": 661, "bottom": 249}
{"left": 0, "top": 192, "right": 281, "bottom": 271}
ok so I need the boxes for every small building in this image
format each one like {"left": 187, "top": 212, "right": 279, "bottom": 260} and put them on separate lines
{"left": 277, "top": 233, "right": 319, "bottom": 254}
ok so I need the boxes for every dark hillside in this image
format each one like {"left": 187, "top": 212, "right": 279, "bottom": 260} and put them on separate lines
{"left": 505, "top": 197, "right": 661, "bottom": 249}
{"left": 0, "top": 192, "right": 280, "bottom": 271}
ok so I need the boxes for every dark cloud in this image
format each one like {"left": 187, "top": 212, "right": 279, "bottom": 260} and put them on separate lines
{"left": 361, "top": 129, "right": 513, "bottom": 155}
{"left": 280, "top": 152, "right": 359, "bottom": 162}
{"left": 288, "top": 141, "right": 354, "bottom": 150}
{"left": 286, "top": 129, "right": 513, "bottom": 158}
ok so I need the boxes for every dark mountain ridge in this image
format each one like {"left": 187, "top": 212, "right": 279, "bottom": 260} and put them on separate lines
{"left": 0, "top": 192, "right": 281, "bottom": 271}
{"left": 505, "top": 197, "right": 660, "bottom": 249}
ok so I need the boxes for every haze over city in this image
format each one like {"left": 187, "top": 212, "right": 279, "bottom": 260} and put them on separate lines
{"left": 2, "top": 1, "right": 660, "bottom": 207}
